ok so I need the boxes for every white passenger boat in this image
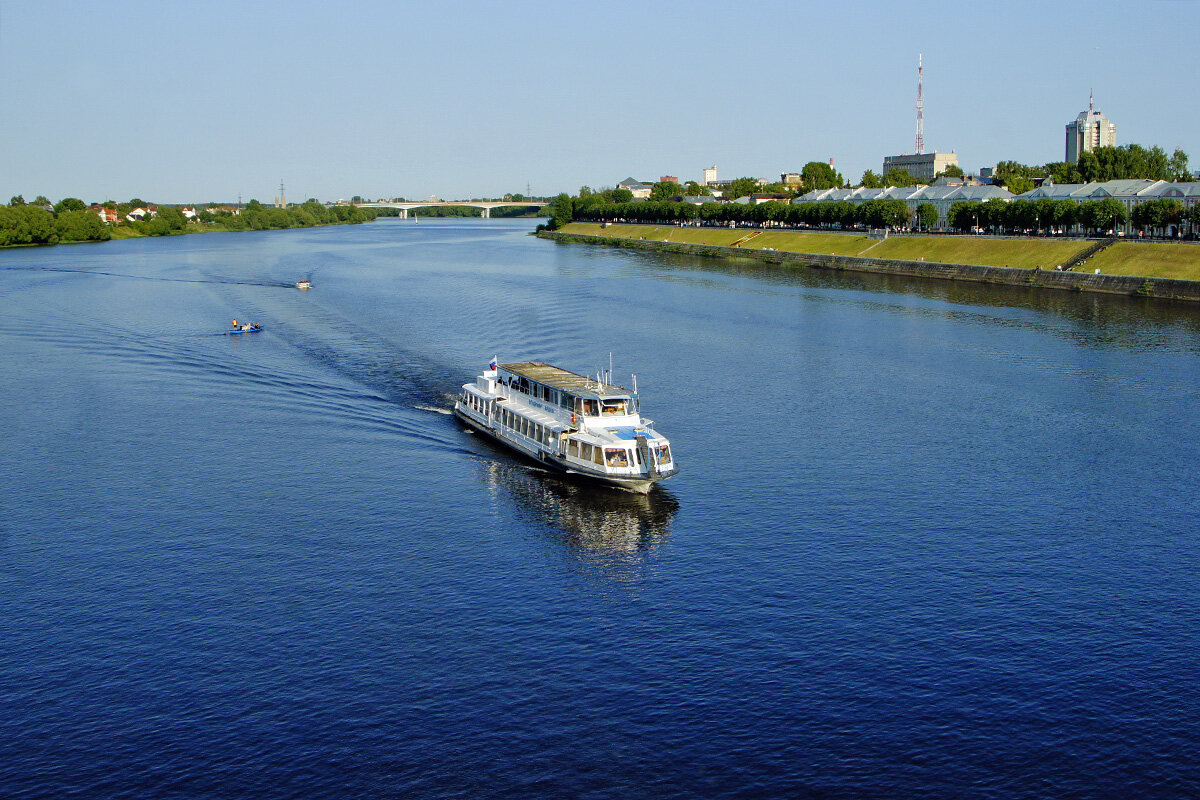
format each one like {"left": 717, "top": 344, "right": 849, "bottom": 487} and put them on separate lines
{"left": 454, "top": 359, "right": 678, "bottom": 494}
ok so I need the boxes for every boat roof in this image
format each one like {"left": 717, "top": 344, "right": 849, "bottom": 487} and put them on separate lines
{"left": 501, "top": 361, "right": 627, "bottom": 396}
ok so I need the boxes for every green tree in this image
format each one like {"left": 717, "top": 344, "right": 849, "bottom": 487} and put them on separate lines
{"left": 1044, "top": 161, "right": 1082, "bottom": 184}
{"left": 55, "top": 209, "right": 111, "bottom": 242}
{"left": 800, "top": 161, "right": 843, "bottom": 190}
{"left": 0, "top": 204, "right": 57, "bottom": 244}
{"left": 546, "top": 193, "right": 574, "bottom": 230}
{"left": 882, "top": 168, "right": 917, "bottom": 187}
{"left": 54, "top": 197, "right": 87, "bottom": 213}
{"left": 1004, "top": 176, "right": 1035, "bottom": 196}
{"left": 1169, "top": 148, "right": 1190, "bottom": 182}
{"left": 1076, "top": 151, "right": 1101, "bottom": 182}
{"left": 725, "top": 177, "right": 760, "bottom": 199}
{"left": 936, "top": 164, "right": 964, "bottom": 179}
{"left": 9, "top": 195, "right": 25, "bottom": 206}
{"left": 916, "top": 203, "right": 938, "bottom": 230}
{"left": 859, "top": 170, "right": 883, "bottom": 188}
{"left": 1078, "top": 197, "right": 1127, "bottom": 233}
{"left": 947, "top": 200, "right": 983, "bottom": 232}
{"left": 649, "top": 181, "right": 684, "bottom": 201}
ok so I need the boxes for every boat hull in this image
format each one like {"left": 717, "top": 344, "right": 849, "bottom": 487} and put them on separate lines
{"left": 454, "top": 406, "right": 659, "bottom": 494}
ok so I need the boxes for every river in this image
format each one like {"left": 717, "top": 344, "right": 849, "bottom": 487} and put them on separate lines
{"left": 2, "top": 218, "right": 1198, "bottom": 798}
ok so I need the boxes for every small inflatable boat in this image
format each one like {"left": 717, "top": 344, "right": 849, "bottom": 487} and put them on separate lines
{"left": 226, "top": 323, "right": 263, "bottom": 335}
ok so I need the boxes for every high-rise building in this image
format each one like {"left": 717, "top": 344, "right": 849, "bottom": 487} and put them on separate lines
{"left": 701, "top": 166, "right": 718, "bottom": 186}
{"left": 1065, "top": 91, "right": 1116, "bottom": 163}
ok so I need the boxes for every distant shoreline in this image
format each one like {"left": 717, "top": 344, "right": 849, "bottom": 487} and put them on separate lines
{"left": 0, "top": 216, "right": 373, "bottom": 250}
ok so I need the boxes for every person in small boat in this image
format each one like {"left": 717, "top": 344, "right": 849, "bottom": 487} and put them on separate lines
{"left": 231, "top": 319, "right": 238, "bottom": 328}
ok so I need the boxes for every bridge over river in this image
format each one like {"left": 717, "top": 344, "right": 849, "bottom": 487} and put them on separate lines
{"left": 353, "top": 200, "right": 547, "bottom": 219}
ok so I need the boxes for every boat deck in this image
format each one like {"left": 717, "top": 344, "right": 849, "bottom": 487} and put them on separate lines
{"left": 502, "top": 362, "right": 626, "bottom": 396}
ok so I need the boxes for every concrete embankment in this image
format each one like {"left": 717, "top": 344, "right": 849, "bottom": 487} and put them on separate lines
{"left": 537, "top": 230, "right": 1200, "bottom": 304}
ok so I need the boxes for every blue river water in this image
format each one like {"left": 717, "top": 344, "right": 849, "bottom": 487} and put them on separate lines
{"left": 1, "top": 218, "right": 1198, "bottom": 798}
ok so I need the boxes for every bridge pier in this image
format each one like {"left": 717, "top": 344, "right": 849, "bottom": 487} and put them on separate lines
{"left": 481, "top": 207, "right": 490, "bottom": 219}
{"left": 399, "top": 208, "right": 408, "bottom": 219}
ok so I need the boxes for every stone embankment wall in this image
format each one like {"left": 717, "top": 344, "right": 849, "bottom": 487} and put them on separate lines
{"left": 538, "top": 231, "right": 1200, "bottom": 304}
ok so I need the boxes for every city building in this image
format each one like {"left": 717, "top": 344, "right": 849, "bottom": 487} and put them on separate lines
{"left": 660, "top": 176, "right": 678, "bottom": 185}
{"left": 781, "top": 173, "right": 802, "bottom": 187}
{"left": 1017, "top": 179, "right": 1200, "bottom": 235}
{"left": 1065, "top": 92, "right": 1116, "bottom": 163}
{"left": 701, "top": 166, "right": 718, "bottom": 186}
{"left": 881, "top": 152, "right": 959, "bottom": 183}
{"left": 617, "top": 177, "right": 652, "bottom": 200}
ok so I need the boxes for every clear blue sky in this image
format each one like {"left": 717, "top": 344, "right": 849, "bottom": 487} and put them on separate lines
{"left": 2, "top": 0, "right": 1196, "bottom": 204}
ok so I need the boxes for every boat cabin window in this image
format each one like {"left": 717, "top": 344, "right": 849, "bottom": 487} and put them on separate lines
{"left": 580, "top": 443, "right": 592, "bottom": 461}
{"left": 569, "top": 440, "right": 580, "bottom": 457}
{"left": 592, "top": 446, "right": 603, "bottom": 465}
{"left": 655, "top": 445, "right": 672, "bottom": 464}
{"left": 604, "top": 449, "right": 630, "bottom": 468}
{"left": 601, "top": 399, "right": 627, "bottom": 416}
{"left": 580, "top": 399, "right": 599, "bottom": 417}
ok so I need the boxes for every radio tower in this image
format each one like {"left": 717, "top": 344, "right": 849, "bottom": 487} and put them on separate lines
{"left": 915, "top": 53, "right": 925, "bottom": 155}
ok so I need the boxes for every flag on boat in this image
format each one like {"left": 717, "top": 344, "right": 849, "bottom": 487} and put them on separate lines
{"left": 488, "top": 356, "right": 498, "bottom": 370}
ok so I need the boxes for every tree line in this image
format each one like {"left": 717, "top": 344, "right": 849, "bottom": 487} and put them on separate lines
{"left": 0, "top": 195, "right": 375, "bottom": 246}
{"left": 196, "top": 199, "right": 375, "bottom": 232}
{"left": 545, "top": 193, "right": 1199, "bottom": 237}
{"left": 551, "top": 196, "right": 926, "bottom": 231}
{"left": 987, "top": 144, "right": 1189, "bottom": 194}
{"left": 1, "top": 195, "right": 111, "bottom": 245}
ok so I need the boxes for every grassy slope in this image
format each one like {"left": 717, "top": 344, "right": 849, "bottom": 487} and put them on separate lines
{"left": 560, "top": 222, "right": 1200, "bottom": 279}
{"left": 1083, "top": 242, "right": 1200, "bottom": 280}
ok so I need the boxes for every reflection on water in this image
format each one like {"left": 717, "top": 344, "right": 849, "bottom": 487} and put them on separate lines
{"left": 591, "top": 243, "right": 1200, "bottom": 342}
{"left": 474, "top": 457, "right": 677, "bottom": 576}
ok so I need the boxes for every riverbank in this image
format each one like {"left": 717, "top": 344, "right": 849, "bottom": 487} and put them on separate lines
{"left": 541, "top": 223, "right": 1200, "bottom": 304}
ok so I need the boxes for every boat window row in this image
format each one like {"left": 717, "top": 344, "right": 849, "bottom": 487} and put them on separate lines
{"left": 501, "top": 376, "right": 573, "bottom": 411}
{"left": 500, "top": 375, "right": 632, "bottom": 418}
{"left": 497, "top": 406, "right": 554, "bottom": 447}
{"left": 565, "top": 439, "right": 641, "bottom": 469}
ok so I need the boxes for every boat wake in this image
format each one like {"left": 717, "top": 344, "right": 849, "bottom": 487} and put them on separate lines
{"left": 4, "top": 265, "right": 303, "bottom": 289}
{"left": 415, "top": 405, "right": 453, "bottom": 415}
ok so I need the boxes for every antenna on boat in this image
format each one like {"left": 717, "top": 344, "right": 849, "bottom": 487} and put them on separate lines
{"left": 608, "top": 353, "right": 613, "bottom": 385}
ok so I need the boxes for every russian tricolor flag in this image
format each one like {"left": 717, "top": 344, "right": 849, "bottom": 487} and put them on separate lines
{"left": 488, "top": 356, "right": 498, "bottom": 371}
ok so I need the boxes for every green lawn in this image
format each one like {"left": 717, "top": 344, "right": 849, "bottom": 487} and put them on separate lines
{"left": 561, "top": 223, "right": 1089, "bottom": 268}
{"left": 562, "top": 223, "right": 870, "bottom": 256}
{"left": 869, "top": 236, "right": 1087, "bottom": 270}
{"left": 1082, "top": 241, "right": 1200, "bottom": 280}
{"left": 559, "top": 223, "right": 1200, "bottom": 280}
